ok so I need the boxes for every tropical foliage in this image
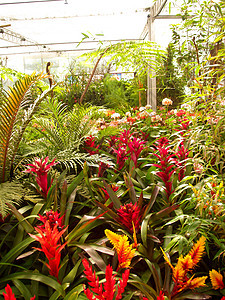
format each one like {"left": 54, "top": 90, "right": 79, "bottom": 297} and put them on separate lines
{"left": 0, "top": 0, "right": 225, "bottom": 299}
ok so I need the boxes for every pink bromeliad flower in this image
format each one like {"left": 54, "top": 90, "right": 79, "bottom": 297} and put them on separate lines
{"left": 24, "top": 157, "right": 58, "bottom": 199}
{"left": 127, "top": 137, "right": 146, "bottom": 167}
{"left": 3, "top": 284, "right": 35, "bottom": 300}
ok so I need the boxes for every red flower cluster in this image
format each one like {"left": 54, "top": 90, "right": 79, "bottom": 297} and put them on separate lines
{"left": 152, "top": 138, "right": 190, "bottom": 199}
{"left": 110, "top": 130, "right": 146, "bottom": 170}
{"left": 116, "top": 202, "right": 141, "bottom": 233}
{"left": 38, "top": 210, "right": 64, "bottom": 230}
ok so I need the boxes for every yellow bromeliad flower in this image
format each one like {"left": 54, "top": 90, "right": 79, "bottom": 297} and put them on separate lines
{"left": 162, "top": 236, "right": 207, "bottom": 297}
{"left": 209, "top": 269, "right": 225, "bottom": 289}
{"left": 105, "top": 229, "right": 135, "bottom": 270}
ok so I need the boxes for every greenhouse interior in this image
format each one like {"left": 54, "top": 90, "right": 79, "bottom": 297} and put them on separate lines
{"left": 0, "top": 0, "right": 225, "bottom": 299}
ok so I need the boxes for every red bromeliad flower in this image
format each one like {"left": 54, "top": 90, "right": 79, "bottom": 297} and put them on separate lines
{"left": 157, "top": 291, "right": 165, "bottom": 300}
{"left": 116, "top": 202, "right": 141, "bottom": 233}
{"left": 3, "top": 285, "right": 35, "bottom": 300}
{"left": 98, "top": 162, "right": 110, "bottom": 177}
{"left": 82, "top": 259, "right": 130, "bottom": 300}
{"left": 84, "top": 136, "right": 99, "bottom": 155}
{"left": 24, "top": 157, "right": 58, "bottom": 199}
{"left": 3, "top": 285, "right": 16, "bottom": 300}
{"left": 38, "top": 210, "right": 64, "bottom": 230}
{"left": 111, "top": 130, "right": 146, "bottom": 170}
{"left": 29, "top": 221, "right": 67, "bottom": 282}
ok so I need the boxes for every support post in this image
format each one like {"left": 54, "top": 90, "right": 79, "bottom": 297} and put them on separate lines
{"left": 147, "top": 13, "right": 157, "bottom": 111}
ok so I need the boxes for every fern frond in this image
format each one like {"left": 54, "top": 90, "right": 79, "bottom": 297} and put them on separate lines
{"left": 0, "top": 181, "right": 24, "bottom": 217}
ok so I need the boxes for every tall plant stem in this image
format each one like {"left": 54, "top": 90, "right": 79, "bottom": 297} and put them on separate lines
{"left": 79, "top": 47, "right": 110, "bottom": 105}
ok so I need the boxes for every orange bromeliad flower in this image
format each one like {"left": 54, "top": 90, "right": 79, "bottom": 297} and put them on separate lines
{"left": 188, "top": 236, "right": 206, "bottom": 266}
{"left": 209, "top": 269, "right": 225, "bottom": 289}
{"left": 105, "top": 229, "right": 135, "bottom": 270}
{"left": 162, "top": 236, "right": 207, "bottom": 297}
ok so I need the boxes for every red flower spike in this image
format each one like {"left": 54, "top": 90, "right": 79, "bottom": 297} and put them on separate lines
{"left": 82, "top": 259, "right": 103, "bottom": 299}
{"left": 115, "top": 269, "right": 130, "bottom": 300}
{"left": 29, "top": 221, "right": 67, "bottom": 281}
{"left": 174, "top": 142, "right": 189, "bottom": 181}
{"left": 103, "top": 265, "right": 116, "bottom": 300}
{"left": 152, "top": 146, "right": 177, "bottom": 199}
{"left": 82, "top": 259, "right": 129, "bottom": 300}
{"left": 24, "top": 157, "right": 58, "bottom": 199}
{"left": 157, "top": 291, "right": 165, "bottom": 300}
{"left": 3, "top": 285, "right": 16, "bottom": 300}
{"left": 3, "top": 285, "right": 35, "bottom": 300}
{"left": 114, "top": 146, "right": 129, "bottom": 170}
{"left": 127, "top": 137, "right": 146, "bottom": 167}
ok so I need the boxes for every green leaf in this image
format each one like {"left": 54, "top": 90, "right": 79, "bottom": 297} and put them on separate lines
{"left": 13, "top": 280, "right": 34, "bottom": 300}
{"left": 103, "top": 180, "right": 122, "bottom": 209}
{"left": 0, "top": 237, "right": 34, "bottom": 275}
{"left": 67, "top": 212, "right": 107, "bottom": 243}
{"left": 67, "top": 170, "right": 84, "bottom": 198}
{"left": 0, "top": 272, "right": 65, "bottom": 296}
{"left": 63, "top": 285, "right": 84, "bottom": 300}
{"left": 142, "top": 185, "right": 159, "bottom": 220}
{"left": 7, "top": 203, "right": 34, "bottom": 233}
{"left": 62, "top": 261, "right": 82, "bottom": 284}
{"left": 149, "top": 204, "right": 179, "bottom": 225}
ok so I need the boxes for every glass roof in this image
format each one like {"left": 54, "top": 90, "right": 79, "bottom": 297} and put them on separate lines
{"left": 0, "top": 0, "right": 181, "bottom": 73}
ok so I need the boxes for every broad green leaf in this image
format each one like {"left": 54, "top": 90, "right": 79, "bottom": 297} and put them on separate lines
{"left": 13, "top": 280, "right": 34, "bottom": 300}
{"left": 0, "top": 272, "right": 65, "bottom": 296}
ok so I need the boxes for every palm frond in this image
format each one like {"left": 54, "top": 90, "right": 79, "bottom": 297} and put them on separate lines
{"left": 0, "top": 72, "right": 52, "bottom": 183}
{"left": 23, "top": 102, "right": 106, "bottom": 172}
